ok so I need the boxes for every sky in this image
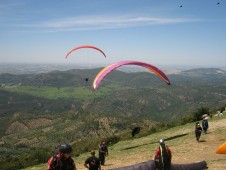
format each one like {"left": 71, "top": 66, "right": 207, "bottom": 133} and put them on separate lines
{"left": 0, "top": 0, "right": 226, "bottom": 68}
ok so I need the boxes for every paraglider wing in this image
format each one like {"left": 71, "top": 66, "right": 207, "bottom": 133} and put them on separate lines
{"left": 93, "top": 61, "right": 170, "bottom": 90}
{"left": 111, "top": 160, "right": 207, "bottom": 170}
{"left": 216, "top": 141, "right": 226, "bottom": 154}
{"left": 65, "top": 45, "right": 107, "bottom": 59}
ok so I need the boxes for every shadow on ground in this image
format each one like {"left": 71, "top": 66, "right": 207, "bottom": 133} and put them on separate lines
{"left": 121, "top": 133, "right": 189, "bottom": 150}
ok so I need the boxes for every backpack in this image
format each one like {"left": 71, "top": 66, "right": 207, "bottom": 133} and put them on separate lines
{"left": 204, "top": 120, "right": 208, "bottom": 128}
{"left": 50, "top": 153, "right": 63, "bottom": 169}
{"left": 48, "top": 147, "right": 63, "bottom": 169}
{"left": 158, "top": 145, "right": 171, "bottom": 169}
{"left": 48, "top": 145, "right": 75, "bottom": 170}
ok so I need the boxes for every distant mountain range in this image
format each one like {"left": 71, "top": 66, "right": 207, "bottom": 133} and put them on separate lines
{"left": 1, "top": 63, "right": 225, "bottom": 75}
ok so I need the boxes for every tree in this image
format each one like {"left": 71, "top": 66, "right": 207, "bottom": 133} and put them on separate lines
{"left": 194, "top": 107, "right": 209, "bottom": 121}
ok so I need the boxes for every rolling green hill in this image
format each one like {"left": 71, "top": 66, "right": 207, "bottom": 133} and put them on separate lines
{"left": 0, "top": 67, "right": 226, "bottom": 169}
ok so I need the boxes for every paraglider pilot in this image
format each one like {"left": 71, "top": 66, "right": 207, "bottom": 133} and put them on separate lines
{"left": 98, "top": 140, "right": 108, "bottom": 166}
{"left": 47, "top": 143, "right": 76, "bottom": 170}
{"left": 202, "top": 118, "right": 209, "bottom": 134}
{"left": 154, "top": 139, "right": 172, "bottom": 170}
{"left": 84, "top": 150, "right": 101, "bottom": 170}
{"left": 195, "top": 122, "right": 203, "bottom": 142}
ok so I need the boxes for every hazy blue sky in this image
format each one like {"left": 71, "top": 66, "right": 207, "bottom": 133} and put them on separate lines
{"left": 0, "top": 0, "right": 226, "bottom": 68}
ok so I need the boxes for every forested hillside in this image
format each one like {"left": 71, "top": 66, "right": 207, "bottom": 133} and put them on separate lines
{"left": 0, "top": 67, "right": 226, "bottom": 169}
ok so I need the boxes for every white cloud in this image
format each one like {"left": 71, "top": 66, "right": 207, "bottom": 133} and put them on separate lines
{"left": 1, "top": 15, "right": 200, "bottom": 32}
{"left": 41, "top": 16, "right": 199, "bottom": 29}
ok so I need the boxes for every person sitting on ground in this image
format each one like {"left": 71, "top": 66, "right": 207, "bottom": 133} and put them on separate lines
{"left": 195, "top": 122, "right": 203, "bottom": 142}
{"left": 47, "top": 143, "right": 76, "bottom": 170}
{"left": 84, "top": 150, "right": 101, "bottom": 170}
{"left": 154, "top": 139, "right": 172, "bottom": 170}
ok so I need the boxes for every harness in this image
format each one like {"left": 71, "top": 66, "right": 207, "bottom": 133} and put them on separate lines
{"left": 50, "top": 153, "right": 63, "bottom": 170}
{"left": 159, "top": 144, "right": 171, "bottom": 169}
{"left": 49, "top": 153, "right": 74, "bottom": 170}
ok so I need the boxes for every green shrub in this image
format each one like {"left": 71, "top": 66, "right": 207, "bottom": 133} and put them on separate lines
{"left": 106, "top": 136, "right": 120, "bottom": 145}
{"left": 194, "top": 107, "right": 209, "bottom": 121}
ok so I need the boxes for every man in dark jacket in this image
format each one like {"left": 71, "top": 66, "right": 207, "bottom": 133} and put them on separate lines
{"left": 154, "top": 139, "right": 172, "bottom": 170}
{"left": 195, "top": 122, "right": 203, "bottom": 142}
{"left": 98, "top": 140, "right": 108, "bottom": 166}
{"left": 84, "top": 150, "right": 101, "bottom": 170}
{"left": 47, "top": 144, "right": 76, "bottom": 170}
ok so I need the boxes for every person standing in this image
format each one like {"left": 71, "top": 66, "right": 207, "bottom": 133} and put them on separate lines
{"left": 84, "top": 150, "right": 101, "bottom": 170}
{"left": 47, "top": 143, "right": 76, "bottom": 170}
{"left": 202, "top": 118, "right": 209, "bottom": 134}
{"left": 98, "top": 140, "right": 108, "bottom": 166}
{"left": 154, "top": 139, "right": 172, "bottom": 170}
{"left": 195, "top": 122, "right": 203, "bottom": 142}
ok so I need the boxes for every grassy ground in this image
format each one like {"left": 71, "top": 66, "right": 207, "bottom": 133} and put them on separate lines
{"left": 23, "top": 115, "right": 226, "bottom": 170}
{"left": 2, "top": 85, "right": 112, "bottom": 99}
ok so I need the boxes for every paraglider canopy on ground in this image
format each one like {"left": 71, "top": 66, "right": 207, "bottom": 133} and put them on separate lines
{"left": 110, "top": 160, "right": 208, "bottom": 170}
{"left": 203, "top": 117, "right": 208, "bottom": 120}
{"left": 202, "top": 114, "right": 208, "bottom": 119}
{"left": 216, "top": 141, "right": 226, "bottom": 154}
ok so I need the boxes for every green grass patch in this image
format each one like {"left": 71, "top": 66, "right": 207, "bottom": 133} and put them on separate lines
{"left": 1, "top": 86, "right": 113, "bottom": 100}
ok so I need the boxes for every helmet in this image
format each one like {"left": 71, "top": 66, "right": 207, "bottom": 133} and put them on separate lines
{"left": 159, "top": 139, "right": 165, "bottom": 144}
{"left": 59, "top": 144, "right": 72, "bottom": 154}
{"left": 91, "top": 150, "right": 95, "bottom": 155}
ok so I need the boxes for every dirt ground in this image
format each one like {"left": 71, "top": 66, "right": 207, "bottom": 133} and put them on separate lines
{"left": 27, "top": 117, "right": 226, "bottom": 170}
{"left": 170, "top": 118, "right": 226, "bottom": 170}
{"left": 76, "top": 118, "right": 226, "bottom": 170}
